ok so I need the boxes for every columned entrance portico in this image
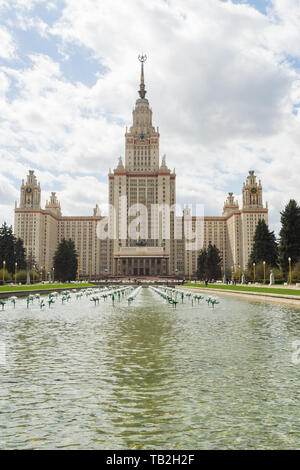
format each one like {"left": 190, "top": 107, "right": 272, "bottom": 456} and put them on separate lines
{"left": 114, "top": 256, "right": 169, "bottom": 277}
{"left": 114, "top": 234, "right": 170, "bottom": 277}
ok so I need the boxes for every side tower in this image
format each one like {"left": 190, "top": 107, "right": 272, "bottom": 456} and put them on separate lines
{"left": 240, "top": 171, "right": 268, "bottom": 269}
{"left": 19, "top": 170, "right": 41, "bottom": 210}
{"left": 14, "top": 170, "right": 45, "bottom": 270}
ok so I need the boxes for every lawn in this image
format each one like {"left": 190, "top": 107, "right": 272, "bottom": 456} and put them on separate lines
{"left": 184, "top": 283, "right": 300, "bottom": 297}
{"left": 0, "top": 283, "right": 95, "bottom": 293}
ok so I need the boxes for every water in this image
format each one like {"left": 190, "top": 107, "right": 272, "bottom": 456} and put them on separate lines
{"left": 0, "top": 287, "right": 299, "bottom": 449}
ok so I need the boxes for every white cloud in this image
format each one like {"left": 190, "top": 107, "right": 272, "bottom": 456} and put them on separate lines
{"left": 1, "top": 0, "right": 300, "bottom": 234}
{"left": 0, "top": 26, "right": 16, "bottom": 59}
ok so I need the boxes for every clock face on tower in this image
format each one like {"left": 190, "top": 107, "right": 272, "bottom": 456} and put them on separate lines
{"left": 139, "top": 133, "right": 145, "bottom": 141}
{"left": 26, "top": 187, "right": 33, "bottom": 194}
{"left": 250, "top": 186, "right": 258, "bottom": 195}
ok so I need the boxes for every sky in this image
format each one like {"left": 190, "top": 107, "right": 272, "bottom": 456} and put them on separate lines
{"left": 1, "top": 0, "right": 300, "bottom": 235}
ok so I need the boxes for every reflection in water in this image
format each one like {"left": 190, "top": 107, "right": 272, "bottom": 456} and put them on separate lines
{"left": 0, "top": 288, "right": 299, "bottom": 449}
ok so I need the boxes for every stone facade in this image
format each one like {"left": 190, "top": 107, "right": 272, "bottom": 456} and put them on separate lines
{"left": 14, "top": 60, "right": 268, "bottom": 278}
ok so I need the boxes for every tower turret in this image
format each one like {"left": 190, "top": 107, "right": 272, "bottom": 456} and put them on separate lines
{"left": 18, "top": 170, "right": 41, "bottom": 210}
{"left": 242, "top": 170, "right": 264, "bottom": 210}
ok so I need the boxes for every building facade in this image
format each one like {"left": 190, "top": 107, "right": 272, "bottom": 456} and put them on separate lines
{"left": 14, "top": 59, "right": 268, "bottom": 278}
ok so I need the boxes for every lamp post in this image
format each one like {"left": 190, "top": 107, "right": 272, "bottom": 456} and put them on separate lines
{"left": 15, "top": 262, "right": 18, "bottom": 283}
{"left": 33, "top": 265, "right": 35, "bottom": 283}
{"left": 263, "top": 261, "right": 266, "bottom": 284}
{"left": 288, "top": 257, "right": 292, "bottom": 284}
{"left": 89, "top": 260, "right": 92, "bottom": 281}
{"left": 238, "top": 265, "right": 241, "bottom": 284}
{"left": 52, "top": 267, "right": 55, "bottom": 282}
{"left": 253, "top": 263, "right": 256, "bottom": 283}
{"left": 2, "top": 261, "right": 5, "bottom": 283}
{"left": 77, "top": 257, "right": 80, "bottom": 281}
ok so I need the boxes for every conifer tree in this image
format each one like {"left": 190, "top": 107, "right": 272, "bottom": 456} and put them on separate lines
{"left": 14, "top": 238, "right": 27, "bottom": 271}
{"left": 249, "top": 219, "right": 278, "bottom": 268}
{"left": 279, "top": 200, "right": 300, "bottom": 273}
{"left": 205, "top": 242, "right": 222, "bottom": 280}
{"left": 0, "top": 222, "right": 16, "bottom": 274}
{"left": 53, "top": 239, "right": 78, "bottom": 282}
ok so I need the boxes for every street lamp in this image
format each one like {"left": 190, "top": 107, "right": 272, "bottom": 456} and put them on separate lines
{"left": 52, "top": 267, "right": 55, "bottom": 282}
{"left": 2, "top": 261, "right": 5, "bottom": 283}
{"left": 288, "top": 257, "right": 292, "bottom": 284}
{"left": 15, "top": 262, "right": 18, "bottom": 284}
{"left": 77, "top": 257, "right": 80, "bottom": 281}
{"left": 238, "top": 265, "right": 241, "bottom": 284}
{"left": 263, "top": 261, "right": 266, "bottom": 284}
{"left": 253, "top": 263, "right": 256, "bottom": 283}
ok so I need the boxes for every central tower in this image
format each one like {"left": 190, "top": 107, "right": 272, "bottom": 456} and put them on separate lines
{"left": 125, "top": 55, "right": 160, "bottom": 172}
{"left": 109, "top": 56, "right": 176, "bottom": 276}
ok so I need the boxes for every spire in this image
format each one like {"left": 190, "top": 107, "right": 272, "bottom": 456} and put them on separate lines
{"left": 138, "top": 54, "right": 147, "bottom": 99}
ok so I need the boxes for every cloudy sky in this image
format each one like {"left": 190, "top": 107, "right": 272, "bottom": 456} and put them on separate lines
{"left": 1, "top": 0, "right": 300, "bottom": 234}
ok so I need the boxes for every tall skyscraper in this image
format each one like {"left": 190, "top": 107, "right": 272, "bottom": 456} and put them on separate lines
{"left": 14, "top": 58, "right": 268, "bottom": 278}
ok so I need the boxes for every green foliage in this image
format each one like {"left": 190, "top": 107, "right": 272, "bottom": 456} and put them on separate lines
{"left": 15, "top": 270, "right": 36, "bottom": 283}
{"left": 0, "top": 268, "right": 12, "bottom": 282}
{"left": 14, "top": 238, "right": 27, "bottom": 270}
{"left": 0, "top": 224, "right": 27, "bottom": 279}
{"left": 196, "top": 242, "right": 222, "bottom": 280}
{"left": 196, "top": 249, "right": 207, "bottom": 279}
{"left": 0, "top": 222, "right": 16, "bottom": 274}
{"left": 249, "top": 219, "right": 278, "bottom": 268}
{"left": 291, "top": 260, "right": 300, "bottom": 283}
{"left": 53, "top": 238, "right": 78, "bottom": 282}
{"left": 279, "top": 199, "right": 300, "bottom": 273}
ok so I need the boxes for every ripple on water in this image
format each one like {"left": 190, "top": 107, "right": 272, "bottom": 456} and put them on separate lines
{"left": 0, "top": 287, "right": 299, "bottom": 449}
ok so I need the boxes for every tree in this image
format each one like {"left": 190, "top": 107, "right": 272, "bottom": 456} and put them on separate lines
{"left": 249, "top": 219, "right": 278, "bottom": 268}
{"left": 279, "top": 200, "right": 300, "bottom": 273}
{"left": 0, "top": 222, "right": 16, "bottom": 274}
{"left": 196, "top": 248, "right": 207, "bottom": 279}
{"left": 196, "top": 243, "right": 222, "bottom": 280}
{"left": 14, "top": 238, "right": 27, "bottom": 271}
{"left": 53, "top": 239, "right": 78, "bottom": 282}
{"left": 205, "top": 242, "right": 222, "bottom": 280}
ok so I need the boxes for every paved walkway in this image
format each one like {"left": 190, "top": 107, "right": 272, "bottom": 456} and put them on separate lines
{"left": 179, "top": 285, "right": 300, "bottom": 307}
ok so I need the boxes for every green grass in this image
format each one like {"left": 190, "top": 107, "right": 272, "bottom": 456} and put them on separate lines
{"left": 0, "top": 283, "right": 95, "bottom": 293}
{"left": 184, "top": 283, "right": 300, "bottom": 297}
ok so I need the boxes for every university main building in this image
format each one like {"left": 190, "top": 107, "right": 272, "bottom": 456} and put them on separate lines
{"left": 14, "top": 58, "right": 268, "bottom": 278}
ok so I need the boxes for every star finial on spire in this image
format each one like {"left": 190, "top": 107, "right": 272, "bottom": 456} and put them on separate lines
{"left": 138, "top": 54, "right": 147, "bottom": 99}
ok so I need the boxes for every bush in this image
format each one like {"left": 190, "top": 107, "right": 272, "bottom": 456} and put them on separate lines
{"left": 16, "top": 270, "right": 37, "bottom": 283}
{"left": 0, "top": 269, "right": 12, "bottom": 282}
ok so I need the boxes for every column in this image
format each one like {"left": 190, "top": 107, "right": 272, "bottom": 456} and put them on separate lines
{"left": 154, "top": 258, "right": 158, "bottom": 276}
{"left": 126, "top": 258, "right": 129, "bottom": 276}
{"left": 143, "top": 258, "right": 146, "bottom": 276}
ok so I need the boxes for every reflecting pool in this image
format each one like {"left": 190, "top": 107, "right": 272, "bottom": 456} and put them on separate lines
{"left": 0, "top": 287, "right": 299, "bottom": 449}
